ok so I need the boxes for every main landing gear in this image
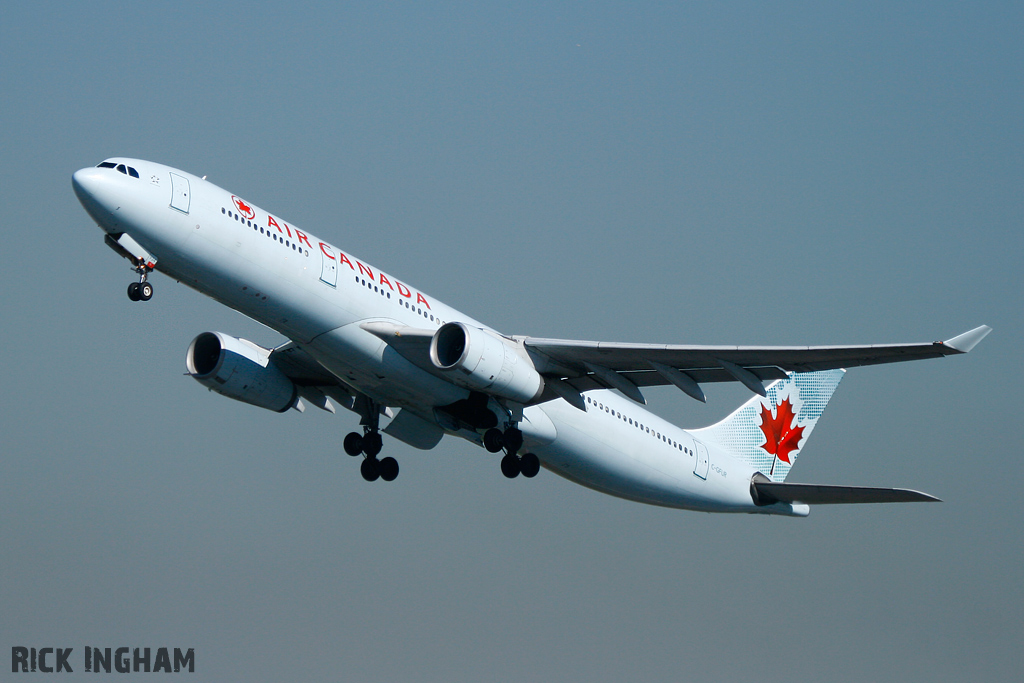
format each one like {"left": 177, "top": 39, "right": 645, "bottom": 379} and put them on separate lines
{"left": 344, "top": 429, "right": 399, "bottom": 482}
{"left": 344, "top": 397, "right": 399, "bottom": 482}
{"left": 127, "top": 264, "right": 154, "bottom": 302}
{"left": 484, "top": 425, "right": 540, "bottom": 479}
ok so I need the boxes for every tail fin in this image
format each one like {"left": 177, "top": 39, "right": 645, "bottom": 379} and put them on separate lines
{"left": 692, "top": 369, "right": 845, "bottom": 482}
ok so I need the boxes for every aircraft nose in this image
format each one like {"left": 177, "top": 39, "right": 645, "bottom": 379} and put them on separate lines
{"left": 72, "top": 167, "right": 103, "bottom": 202}
{"left": 72, "top": 166, "right": 121, "bottom": 230}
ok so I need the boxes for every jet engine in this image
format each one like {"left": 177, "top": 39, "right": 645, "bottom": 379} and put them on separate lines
{"left": 185, "top": 332, "right": 299, "bottom": 413}
{"left": 429, "top": 322, "right": 544, "bottom": 404}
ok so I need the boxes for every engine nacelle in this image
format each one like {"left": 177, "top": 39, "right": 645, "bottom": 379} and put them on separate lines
{"left": 429, "top": 322, "right": 544, "bottom": 404}
{"left": 185, "top": 332, "right": 298, "bottom": 413}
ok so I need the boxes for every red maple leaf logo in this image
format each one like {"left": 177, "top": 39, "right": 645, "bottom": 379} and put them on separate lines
{"left": 758, "top": 397, "right": 804, "bottom": 465}
{"left": 233, "top": 196, "right": 256, "bottom": 219}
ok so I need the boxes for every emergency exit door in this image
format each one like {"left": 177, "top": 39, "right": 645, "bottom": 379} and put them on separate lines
{"left": 169, "top": 173, "right": 190, "bottom": 213}
{"left": 693, "top": 441, "right": 710, "bottom": 480}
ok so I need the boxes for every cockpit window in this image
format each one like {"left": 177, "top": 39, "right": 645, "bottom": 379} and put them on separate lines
{"left": 99, "top": 161, "right": 140, "bottom": 178}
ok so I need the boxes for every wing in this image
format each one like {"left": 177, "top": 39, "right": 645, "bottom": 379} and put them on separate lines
{"left": 523, "top": 325, "right": 991, "bottom": 403}
{"left": 269, "top": 341, "right": 376, "bottom": 414}
{"left": 358, "top": 321, "right": 990, "bottom": 406}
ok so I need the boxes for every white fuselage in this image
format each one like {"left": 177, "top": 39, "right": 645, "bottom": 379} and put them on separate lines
{"left": 73, "top": 158, "right": 793, "bottom": 516}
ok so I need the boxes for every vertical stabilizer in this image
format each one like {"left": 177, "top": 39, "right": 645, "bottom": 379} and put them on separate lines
{"left": 692, "top": 369, "right": 845, "bottom": 482}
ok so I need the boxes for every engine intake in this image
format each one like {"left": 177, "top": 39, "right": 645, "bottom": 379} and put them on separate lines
{"left": 185, "top": 332, "right": 298, "bottom": 413}
{"left": 429, "top": 322, "right": 544, "bottom": 404}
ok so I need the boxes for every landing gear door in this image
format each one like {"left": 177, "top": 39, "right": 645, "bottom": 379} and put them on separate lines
{"left": 320, "top": 246, "right": 338, "bottom": 287}
{"left": 693, "top": 440, "right": 710, "bottom": 480}
{"left": 169, "top": 173, "right": 190, "bottom": 214}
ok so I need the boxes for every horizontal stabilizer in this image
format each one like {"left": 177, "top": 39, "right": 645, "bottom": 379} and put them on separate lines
{"left": 753, "top": 481, "right": 941, "bottom": 505}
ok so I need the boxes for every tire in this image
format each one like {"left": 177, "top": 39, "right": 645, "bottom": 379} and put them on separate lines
{"left": 343, "top": 432, "right": 363, "bottom": 456}
{"left": 139, "top": 282, "right": 153, "bottom": 301}
{"left": 127, "top": 282, "right": 141, "bottom": 301}
{"left": 500, "top": 453, "right": 521, "bottom": 479}
{"left": 379, "top": 457, "right": 399, "bottom": 482}
{"left": 502, "top": 428, "right": 523, "bottom": 454}
{"left": 362, "top": 432, "right": 383, "bottom": 457}
{"left": 483, "top": 428, "right": 504, "bottom": 453}
{"left": 520, "top": 452, "right": 540, "bottom": 478}
{"left": 360, "top": 457, "right": 380, "bottom": 482}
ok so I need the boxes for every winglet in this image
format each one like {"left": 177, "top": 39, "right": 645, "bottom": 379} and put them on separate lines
{"left": 943, "top": 325, "right": 992, "bottom": 353}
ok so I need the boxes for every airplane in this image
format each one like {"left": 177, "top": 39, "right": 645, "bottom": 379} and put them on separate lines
{"left": 72, "top": 158, "right": 991, "bottom": 517}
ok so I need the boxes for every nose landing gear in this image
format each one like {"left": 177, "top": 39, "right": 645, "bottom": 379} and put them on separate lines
{"left": 127, "top": 264, "right": 154, "bottom": 302}
{"left": 127, "top": 281, "right": 153, "bottom": 301}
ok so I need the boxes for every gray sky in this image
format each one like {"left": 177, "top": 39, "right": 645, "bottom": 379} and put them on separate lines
{"left": 1, "top": 2, "right": 1021, "bottom": 680}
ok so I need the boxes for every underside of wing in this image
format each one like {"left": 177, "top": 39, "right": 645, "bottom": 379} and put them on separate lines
{"left": 269, "top": 341, "right": 362, "bottom": 413}
{"left": 269, "top": 341, "right": 344, "bottom": 386}
{"left": 523, "top": 325, "right": 991, "bottom": 404}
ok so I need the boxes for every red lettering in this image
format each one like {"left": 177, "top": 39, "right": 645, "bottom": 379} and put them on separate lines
{"left": 268, "top": 215, "right": 284, "bottom": 233}
{"left": 293, "top": 229, "right": 313, "bottom": 248}
{"left": 357, "top": 262, "right": 375, "bottom": 281}
{"left": 416, "top": 293, "right": 431, "bottom": 309}
{"left": 338, "top": 252, "right": 355, "bottom": 270}
{"left": 319, "top": 242, "right": 335, "bottom": 259}
{"left": 396, "top": 282, "right": 412, "bottom": 298}
{"left": 282, "top": 222, "right": 294, "bottom": 239}
{"left": 378, "top": 273, "right": 394, "bottom": 290}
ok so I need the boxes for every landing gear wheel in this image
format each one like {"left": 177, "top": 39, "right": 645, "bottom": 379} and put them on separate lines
{"left": 483, "top": 428, "right": 504, "bottom": 453}
{"left": 362, "top": 432, "right": 383, "bottom": 457}
{"left": 520, "top": 452, "right": 540, "bottom": 478}
{"left": 343, "top": 432, "right": 364, "bottom": 456}
{"left": 127, "top": 282, "right": 141, "bottom": 301}
{"left": 139, "top": 282, "right": 153, "bottom": 301}
{"left": 502, "top": 427, "right": 524, "bottom": 454}
{"left": 500, "top": 453, "right": 521, "bottom": 479}
{"left": 379, "top": 457, "right": 399, "bottom": 482}
{"left": 360, "top": 457, "right": 381, "bottom": 482}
